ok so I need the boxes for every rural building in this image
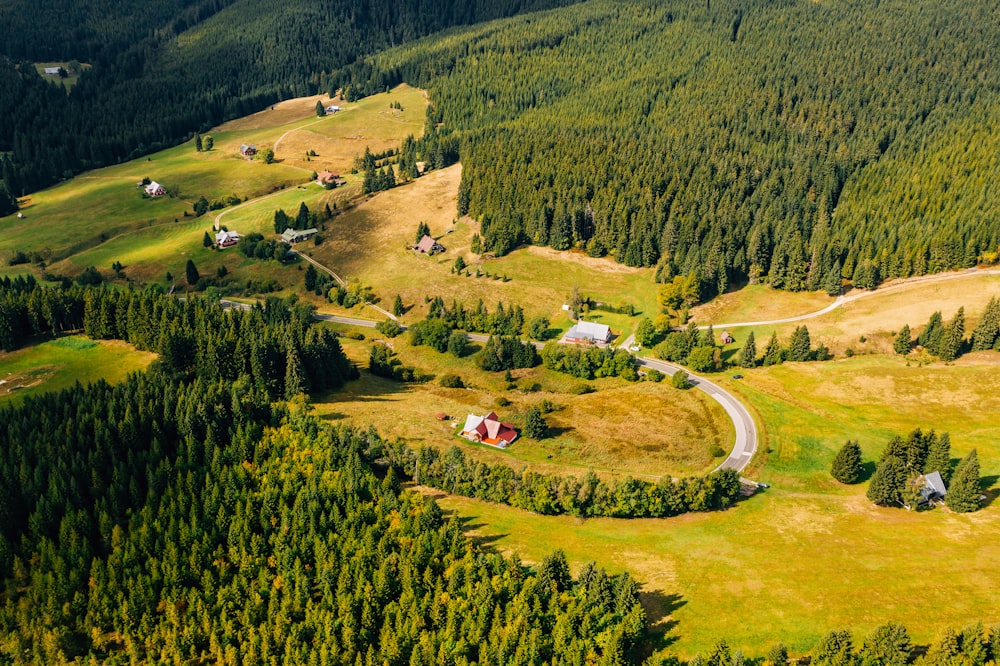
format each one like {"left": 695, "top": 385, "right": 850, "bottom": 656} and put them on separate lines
{"left": 721, "top": 330, "right": 734, "bottom": 344}
{"left": 413, "top": 234, "right": 444, "bottom": 254}
{"left": 317, "top": 170, "right": 344, "bottom": 187}
{"left": 460, "top": 412, "right": 518, "bottom": 448}
{"left": 564, "top": 320, "right": 612, "bottom": 345}
{"left": 43, "top": 67, "right": 61, "bottom": 75}
{"left": 239, "top": 144, "right": 257, "bottom": 159}
{"left": 281, "top": 227, "right": 318, "bottom": 244}
{"left": 325, "top": 105, "right": 341, "bottom": 113}
{"left": 215, "top": 230, "right": 241, "bottom": 248}
{"left": 144, "top": 181, "right": 166, "bottom": 197}
{"left": 919, "top": 471, "right": 948, "bottom": 505}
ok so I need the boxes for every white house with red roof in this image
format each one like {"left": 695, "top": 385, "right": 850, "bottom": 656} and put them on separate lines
{"left": 460, "top": 411, "right": 518, "bottom": 448}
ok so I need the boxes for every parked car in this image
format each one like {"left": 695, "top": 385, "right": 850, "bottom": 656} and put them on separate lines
{"left": 731, "top": 374, "right": 744, "bottom": 379}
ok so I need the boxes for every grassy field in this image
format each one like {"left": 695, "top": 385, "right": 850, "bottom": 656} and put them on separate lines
{"left": 302, "top": 163, "right": 658, "bottom": 338}
{"left": 1, "top": 85, "right": 428, "bottom": 289}
{"left": 0, "top": 336, "right": 156, "bottom": 405}
{"left": 315, "top": 328, "right": 733, "bottom": 479}
{"left": 32, "top": 62, "right": 91, "bottom": 91}
{"left": 427, "top": 350, "right": 1000, "bottom": 658}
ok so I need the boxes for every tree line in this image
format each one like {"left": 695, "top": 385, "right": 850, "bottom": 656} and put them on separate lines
{"left": 335, "top": 0, "right": 1000, "bottom": 295}
{"left": 895, "top": 298, "right": 1000, "bottom": 361}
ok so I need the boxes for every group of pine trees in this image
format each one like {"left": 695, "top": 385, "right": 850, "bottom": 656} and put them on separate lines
{"left": 896, "top": 299, "right": 1000, "bottom": 360}
{"left": 382, "top": 442, "right": 743, "bottom": 519}
{"left": 425, "top": 295, "right": 526, "bottom": 337}
{"left": 739, "top": 327, "right": 832, "bottom": 368}
{"left": 861, "top": 429, "right": 982, "bottom": 512}
{"left": 540, "top": 343, "right": 638, "bottom": 380}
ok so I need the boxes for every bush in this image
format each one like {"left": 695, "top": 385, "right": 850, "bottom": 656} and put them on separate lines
{"left": 672, "top": 370, "right": 692, "bottom": 390}
{"left": 375, "top": 319, "right": 404, "bottom": 338}
{"left": 439, "top": 373, "right": 464, "bottom": 388}
{"left": 645, "top": 368, "right": 665, "bottom": 382}
{"left": 495, "top": 396, "right": 511, "bottom": 407}
{"left": 570, "top": 383, "right": 595, "bottom": 395}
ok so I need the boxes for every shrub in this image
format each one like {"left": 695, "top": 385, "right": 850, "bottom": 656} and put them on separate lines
{"left": 495, "top": 396, "right": 511, "bottom": 407}
{"left": 672, "top": 370, "right": 692, "bottom": 390}
{"left": 439, "top": 373, "right": 464, "bottom": 389}
{"left": 645, "top": 368, "right": 665, "bottom": 382}
{"left": 375, "top": 319, "right": 404, "bottom": 338}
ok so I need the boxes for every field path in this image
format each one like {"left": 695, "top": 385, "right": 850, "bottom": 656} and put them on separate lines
{"left": 289, "top": 250, "right": 399, "bottom": 321}
{"left": 700, "top": 267, "right": 1000, "bottom": 329}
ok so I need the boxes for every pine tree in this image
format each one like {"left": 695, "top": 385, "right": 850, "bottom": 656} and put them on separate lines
{"left": 787, "top": 325, "right": 812, "bottom": 361}
{"left": 316, "top": 100, "right": 326, "bottom": 117}
{"left": 738, "top": 331, "right": 757, "bottom": 368}
{"left": 971, "top": 296, "right": 1000, "bottom": 351}
{"left": 893, "top": 324, "right": 911, "bottom": 355}
{"left": 304, "top": 264, "right": 318, "bottom": 291}
{"left": 765, "top": 644, "right": 789, "bottom": 666}
{"left": 867, "top": 455, "right": 906, "bottom": 506}
{"left": 917, "top": 311, "right": 944, "bottom": 353}
{"left": 202, "top": 231, "right": 213, "bottom": 248}
{"left": 203, "top": 135, "right": 213, "bottom": 151}
{"left": 859, "top": 623, "right": 911, "bottom": 666}
{"left": 185, "top": 259, "right": 199, "bottom": 286}
{"left": 762, "top": 332, "right": 784, "bottom": 366}
{"left": 946, "top": 449, "right": 981, "bottom": 513}
{"left": 831, "top": 440, "right": 863, "bottom": 484}
{"left": 939, "top": 307, "right": 965, "bottom": 361}
{"left": 524, "top": 406, "right": 547, "bottom": 439}
{"left": 295, "top": 202, "right": 310, "bottom": 230}
{"left": 392, "top": 295, "right": 404, "bottom": 317}
{"left": 195, "top": 133, "right": 203, "bottom": 152}
{"left": 284, "top": 342, "right": 309, "bottom": 398}
{"left": 823, "top": 260, "right": 843, "bottom": 296}
{"left": 925, "top": 432, "right": 952, "bottom": 481}
{"left": 415, "top": 222, "right": 430, "bottom": 243}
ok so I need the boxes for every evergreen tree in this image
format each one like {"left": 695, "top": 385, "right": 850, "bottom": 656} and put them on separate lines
{"left": 765, "top": 644, "right": 790, "bottom": 666}
{"left": 893, "top": 324, "right": 911, "bottom": 355}
{"left": 925, "top": 432, "right": 952, "bottom": 481}
{"left": 831, "top": 440, "right": 863, "bottom": 484}
{"left": 194, "top": 132, "right": 203, "bottom": 152}
{"left": 185, "top": 259, "right": 199, "bottom": 286}
{"left": 415, "top": 221, "right": 430, "bottom": 243}
{"left": 203, "top": 135, "right": 213, "bottom": 151}
{"left": 823, "top": 260, "right": 843, "bottom": 296}
{"left": 814, "top": 630, "right": 857, "bottom": 666}
{"left": 316, "top": 100, "right": 326, "bottom": 117}
{"left": 0, "top": 182, "right": 18, "bottom": 217}
{"left": 939, "top": 307, "right": 965, "bottom": 361}
{"left": 787, "top": 325, "right": 812, "bottom": 361}
{"left": 453, "top": 256, "right": 466, "bottom": 272}
{"left": 762, "top": 332, "right": 784, "bottom": 366}
{"left": 274, "top": 209, "right": 291, "bottom": 234}
{"left": 738, "top": 331, "right": 757, "bottom": 368}
{"left": 447, "top": 330, "right": 467, "bottom": 357}
{"left": 524, "top": 406, "right": 548, "bottom": 439}
{"left": 284, "top": 341, "right": 309, "bottom": 398}
{"left": 295, "top": 202, "right": 310, "bottom": 230}
{"left": 304, "top": 264, "right": 318, "bottom": 291}
{"left": 866, "top": 456, "right": 906, "bottom": 506}
{"left": 971, "top": 296, "right": 1000, "bottom": 351}
{"left": 917, "top": 311, "right": 944, "bottom": 354}
{"left": 859, "top": 623, "right": 912, "bottom": 666}
{"left": 946, "top": 449, "right": 981, "bottom": 513}
{"left": 202, "top": 231, "right": 213, "bottom": 248}
{"left": 392, "top": 294, "right": 404, "bottom": 317}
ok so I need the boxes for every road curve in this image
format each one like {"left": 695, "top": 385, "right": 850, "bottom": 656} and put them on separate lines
{"left": 219, "top": 300, "right": 759, "bottom": 475}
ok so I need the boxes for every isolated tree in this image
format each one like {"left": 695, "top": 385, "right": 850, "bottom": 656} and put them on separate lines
{"left": 453, "top": 256, "right": 466, "bottom": 272}
{"left": 866, "top": 455, "right": 906, "bottom": 506}
{"left": 831, "top": 440, "right": 863, "bottom": 484}
{"left": 447, "top": 330, "right": 467, "bottom": 357}
{"left": 185, "top": 259, "right": 200, "bottom": 286}
{"left": 946, "top": 449, "right": 981, "bottom": 513}
{"left": 925, "top": 432, "right": 952, "bottom": 481}
{"left": 787, "top": 325, "right": 812, "bottom": 361}
{"left": 528, "top": 316, "right": 550, "bottom": 341}
{"left": 859, "top": 623, "right": 912, "bottom": 666}
{"left": 259, "top": 147, "right": 275, "bottom": 164}
{"left": 738, "top": 331, "right": 757, "bottom": 368}
{"left": 893, "top": 324, "right": 911, "bottom": 355}
{"left": 193, "top": 196, "right": 209, "bottom": 217}
{"left": 202, "top": 231, "right": 213, "bottom": 247}
{"left": 315, "top": 100, "right": 326, "bottom": 117}
{"left": 635, "top": 318, "right": 656, "bottom": 347}
{"left": 295, "top": 201, "right": 310, "bottom": 229}
{"left": 700, "top": 324, "right": 716, "bottom": 347}
{"left": 761, "top": 332, "right": 784, "bottom": 366}
{"left": 304, "top": 264, "right": 318, "bottom": 291}
{"left": 524, "top": 406, "right": 548, "bottom": 439}
{"left": 672, "top": 369, "right": 692, "bottom": 390}
{"left": 203, "top": 135, "right": 214, "bottom": 150}
{"left": 195, "top": 133, "right": 203, "bottom": 152}
{"left": 392, "top": 294, "right": 404, "bottom": 317}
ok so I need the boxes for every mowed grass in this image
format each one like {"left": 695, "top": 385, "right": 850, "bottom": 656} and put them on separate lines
{"left": 303, "top": 163, "right": 658, "bottom": 338}
{"left": 314, "top": 329, "right": 733, "bottom": 479}
{"left": 427, "top": 351, "right": 1000, "bottom": 657}
{"left": 0, "top": 335, "right": 156, "bottom": 405}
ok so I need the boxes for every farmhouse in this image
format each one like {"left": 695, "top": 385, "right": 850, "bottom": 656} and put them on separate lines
{"left": 564, "top": 320, "right": 612, "bottom": 345}
{"left": 215, "top": 230, "right": 241, "bottom": 248}
{"left": 919, "top": 471, "right": 948, "bottom": 505}
{"left": 144, "top": 181, "right": 166, "bottom": 197}
{"left": 43, "top": 67, "right": 61, "bottom": 75}
{"left": 239, "top": 144, "right": 257, "bottom": 159}
{"left": 721, "top": 330, "right": 734, "bottom": 345}
{"left": 317, "top": 170, "right": 344, "bottom": 187}
{"left": 281, "top": 227, "right": 318, "bottom": 244}
{"left": 460, "top": 412, "right": 518, "bottom": 448}
{"left": 325, "top": 105, "right": 341, "bottom": 114}
{"left": 413, "top": 234, "right": 444, "bottom": 254}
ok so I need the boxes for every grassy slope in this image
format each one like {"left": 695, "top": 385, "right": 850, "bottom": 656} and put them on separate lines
{"left": 315, "top": 329, "right": 733, "bottom": 479}
{"left": 430, "top": 350, "right": 1000, "bottom": 657}
{"left": 0, "top": 335, "right": 156, "bottom": 405}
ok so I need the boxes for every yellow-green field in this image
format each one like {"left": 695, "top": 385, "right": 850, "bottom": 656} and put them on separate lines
{"left": 302, "top": 163, "right": 658, "bottom": 336}
{"left": 427, "top": 351, "right": 1000, "bottom": 658}
{"left": 32, "top": 61, "right": 91, "bottom": 91}
{"left": 315, "top": 329, "right": 732, "bottom": 479}
{"left": 0, "top": 335, "right": 156, "bottom": 405}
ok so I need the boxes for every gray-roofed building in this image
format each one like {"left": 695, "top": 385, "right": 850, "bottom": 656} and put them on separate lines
{"left": 281, "top": 227, "right": 318, "bottom": 244}
{"left": 920, "top": 471, "right": 948, "bottom": 504}
{"left": 564, "top": 320, "right": 612, "bottom": 345}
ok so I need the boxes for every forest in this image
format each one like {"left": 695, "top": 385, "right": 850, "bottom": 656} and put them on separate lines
{"left": 337, "top": 0, "right": 1000, "bottom": 294}
{"left": 0, "top": 0, "right": 577, "bottom": 196}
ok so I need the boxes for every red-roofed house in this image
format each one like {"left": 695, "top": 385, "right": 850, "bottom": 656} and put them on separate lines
{"left": 460, "top": 411, "right": 518, "bottom": 448}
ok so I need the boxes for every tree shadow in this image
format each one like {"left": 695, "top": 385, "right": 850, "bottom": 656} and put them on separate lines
{"left": 857, "top": 460, "right": 878, "bottom": 483}
{"left": 978, "top": 474, "right": 999, "bottom": 508}
{"left": 544, "top": 425, "right": 574, "bottom": 438}
{"left": 637, "top": 590, "right": 686, "bottom": 655}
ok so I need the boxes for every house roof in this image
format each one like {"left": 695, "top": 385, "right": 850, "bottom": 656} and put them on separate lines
{"left": 923, "top": 471, "right": 948, "bottom": 497}
{"left": 240, "top": 143, "right": 256, "bottom": 153}
{"left": 415, "top": 235, "right": 439, "bottom": 253}
{"left": 566, "top": 320, "right": 611, "bottom": 341}
{"left": 145, "top": 181, "right": 164, "bottom": 193}
{"left": 462, "top": 414, "right": 484, "bottom": 434}
{"left": 216, "top": 230, "right": 240, "bottom": 243}
{"left": 317, "top": 170, "right": 339, "bottom": 182}
{"left": 461, "top": 412, "right": 518, "bottom": 444}
{"left": 281, "top": 227, "right": 318, "bottom": 242}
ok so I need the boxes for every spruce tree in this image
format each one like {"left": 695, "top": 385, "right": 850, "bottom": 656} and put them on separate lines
{"left": 315, "top": 100, "right": 326, "bottom": 117}
{"left": 738, "top": 331, "right": 757, "bottom": 368}
{"left": 765, "top": 644, "right": 789, "bottom": 666}
{"left": 524, "top": 406, "right": 548, "bottom": 439}
{"left": 867, "top": 455, "right": 906, "bottom": 506}
{"left": 415, "top": 222, "right": 430, "bottom": 243}
{"left": 939, "top": 307, "right": 965, "bottom": 361}
{"left": 893, "top": 324, "right": 911, "bottom": 355}
{"left": 823, "top": 260, "right": 843, "bottom": 296}
{"left": 917, "top": 311, "right": 944, "bottom": 353}
{"left": 831, "top": 440, "right": 863, "bottom": 484}
{"left": 946, "top": 449, "right": 981, "bottom": 513}
{"left": 859, "top": 623, "right": 912, "bottom": 666}
{"left": 762, "top": 332, "right": 784, "bottom": 366}
{"left": 203, "top": 135, "right": 213, "bottom": 150}
{"left": 787, "top": 325, "right": 812, "bottom": 361}
{"left": 185, "top": 259, "right": 199, "bottom": 286}
{"left": 284, "top": 342, "right": 309, "bottom": 398}
{"left": 925, "top": 432, "right": 952, "bottom": 481}
{"left": 194, "top": 133, "right": 203, "bottom": 152}
{"left": 202, "top": 231, "right": 213, "bottom": 248}
{"left": 971, "top": 296, "right": 1000, "bottom": 351}
{"left": 295, "top": 202, "right": 310, "bottom": 230}
{"left": 393, "top": 294, "right": 404, "bottom": 317}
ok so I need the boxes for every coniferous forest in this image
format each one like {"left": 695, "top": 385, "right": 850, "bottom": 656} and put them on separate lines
{"left": 338, "top": 0, "right": 1000, "bottom": 294}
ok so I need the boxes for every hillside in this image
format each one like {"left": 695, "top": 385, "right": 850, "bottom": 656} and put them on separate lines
{"left": 338, "top": 0, "right": 1000, "bottom": 293}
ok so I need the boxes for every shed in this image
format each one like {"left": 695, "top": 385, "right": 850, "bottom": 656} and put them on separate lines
{"left": 920, "top": 471, "right": 948, "bottom": 503}
{"left": 239, "top": 144, "right": 257, "bottom": 159}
